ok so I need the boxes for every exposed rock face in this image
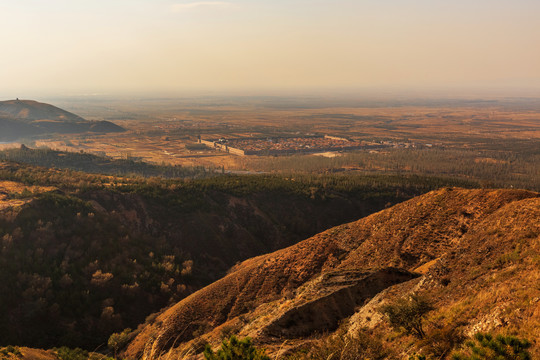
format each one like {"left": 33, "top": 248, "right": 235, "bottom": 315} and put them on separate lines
{"left": 262, "top": 268, "right": 419, "bottom": 338}
{"left": 123, "top": 188, "right": 540, "bottom": 360}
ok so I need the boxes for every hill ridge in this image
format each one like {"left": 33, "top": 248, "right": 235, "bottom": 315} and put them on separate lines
{"left": 0, "top": 99, "right": 85, "bottom": 122}
{"left": 123, "top": 188, "right": 539, "bottom": 359}
{"left": 0, "top": 99, "right": 125, "bottom": 140}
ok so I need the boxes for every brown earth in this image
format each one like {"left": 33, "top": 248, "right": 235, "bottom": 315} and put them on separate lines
{"left": 123, "top": 188, "right": 540, "bottom": 359}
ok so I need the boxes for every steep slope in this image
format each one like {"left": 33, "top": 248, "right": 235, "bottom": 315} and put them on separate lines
{"left": 123, "top": 188, "right": 539, "bottom": 359}
{"left": 347, "top": 193, "right": 540, "bottom": 358}
{"left": 0, "top": 99, "right": 125, "bottom": 140}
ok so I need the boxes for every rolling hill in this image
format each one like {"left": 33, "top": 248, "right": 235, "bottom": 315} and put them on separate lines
{"left": 122, "top": 188, "right": 540, "bottom": 359}
{"left": 1, "top": 161, "right": 464, "bottom": 350}
{"left": 0, "top": 99, "right": 125, "bottom": 141}
{"left": 0, "top": 158, "right": 537, "bottom": 359}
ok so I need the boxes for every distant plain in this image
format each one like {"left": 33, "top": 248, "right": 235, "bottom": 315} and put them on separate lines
{"left": 1, "top": 96, "right": 538, "bottom": 189}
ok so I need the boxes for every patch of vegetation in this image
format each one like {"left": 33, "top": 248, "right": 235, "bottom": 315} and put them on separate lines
{"left": 379, "top": 294, "right": 434, "bottom": 338}
{"left": 203, "top": 335, "right": 270, "bottom": 360}
{"left": 53, "top": 347, "right": 114, "bottom": 360}
{"left": 107, "top": 328, "right": 133, "bottom": 358}
{"left": 0, "top": 346, "right": 22, "bottom": 358}
{"left": 289, "top": 329, "right": 394, "bottom": 360}
{"left": 494, "top": 249, "right": 521, "bottom": 268}
{"left": 420, "top": 321, "right": 466, "bottom": 359}
{"left": 0, "top": 189, "right": 196, "bottom": 349}
{"left": 241, "top": 146, "right": 540, "bottom": 191}
{"left": 54, "top": 347, "right": 90, "bottom": 360}
{"left": 451, "top": 333, "right": 532, "bottom": 360}
{"left": 0, "top": 147, "right": 211, "bottom": 179}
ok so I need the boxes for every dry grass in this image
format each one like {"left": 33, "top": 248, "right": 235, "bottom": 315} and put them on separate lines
{"left": 123, "top": 189, "right": 540, "bottom": 359}
{"left": 0, "top": 180, "right": 56, "bottom": 209}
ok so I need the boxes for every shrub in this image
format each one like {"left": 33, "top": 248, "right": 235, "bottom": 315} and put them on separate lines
{"left": 420, "top": 321, "right": 466, "bottom": 359}
{"left": 53, "top": 347, "right": 89, "bottom": 360}
{"left": 107, "top": 328, "right": 133, "bottom": 358}
{"left": 1, "top": 346, "right": 22, "bottom": 357}
{"left": 203, "top": 335, "right": 270, "bottom": 360}
{"left": 451, "top": 333, "right": 532, "bottom": 360}
{"left": 305, "top": 330, "right": 394, "bottom": 360}
{"left": 378, "top": 294, "right": 433, "bottom": 338}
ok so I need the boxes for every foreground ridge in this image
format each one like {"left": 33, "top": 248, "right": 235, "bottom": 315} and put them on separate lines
{"left": 123, "top": 188, "right": 539, "bottom": 359}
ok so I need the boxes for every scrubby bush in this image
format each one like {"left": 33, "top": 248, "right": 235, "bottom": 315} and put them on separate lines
{"left": 108, "top": 328, "right": 133, "bottom": 358}
{"left": 0, "top": 346, "right": 22, "bottom": 357}
{"left": 304, "top": 330, "right": 394, "bottom": 360}
{"left": 203, "top": 335, "right": 270, "bottom": 360}
{"left": 378, "top": 294, "right": 433, "bottom": 338}
{"left": 420, "top": 322, "right": 466, "bottom": 359}
{"left": 52, "top": 347, "right": 114, "bottom": 360}
{"left": 53, "top": 347, "right": 89, "bottom": 360}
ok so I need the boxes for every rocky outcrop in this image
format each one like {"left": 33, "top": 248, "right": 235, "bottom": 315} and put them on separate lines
{"left": 263, "top": 268, "right": 419, "bottom": 338}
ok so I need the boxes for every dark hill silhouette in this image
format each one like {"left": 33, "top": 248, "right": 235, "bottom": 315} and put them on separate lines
{"left": 0, "top": 99, "right": 85, "bottom": 123}
{"left": 0, "top": 99, "right": 125, "bottom": 141}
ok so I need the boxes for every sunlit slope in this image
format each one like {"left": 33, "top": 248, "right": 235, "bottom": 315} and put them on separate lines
{"left": 123, "top": 188, "right": 539, "bottom": 359}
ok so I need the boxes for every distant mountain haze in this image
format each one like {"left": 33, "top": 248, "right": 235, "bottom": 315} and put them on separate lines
{"left": 0, "top": 99, "right": 125, "bottom": 141}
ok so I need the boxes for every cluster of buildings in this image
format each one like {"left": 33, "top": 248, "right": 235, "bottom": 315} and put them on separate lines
{"left": 200, "top": 135, "right": 386, "bottom": 156}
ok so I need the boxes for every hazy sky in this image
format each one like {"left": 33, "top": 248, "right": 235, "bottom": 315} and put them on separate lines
{"left": 1, "top": 0, "right": 540, "bottom": 96}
